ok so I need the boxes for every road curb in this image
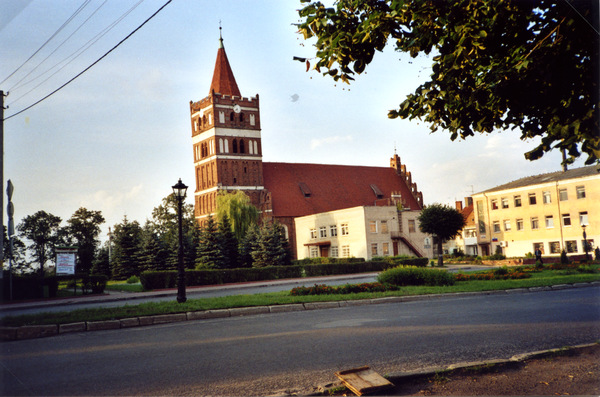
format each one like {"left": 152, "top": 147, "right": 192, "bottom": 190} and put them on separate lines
{"left": 1, "top": 282, "right": 598, "bottom": 341}
{"left": 309, "top": 343, "right": 600, "bottom": 396}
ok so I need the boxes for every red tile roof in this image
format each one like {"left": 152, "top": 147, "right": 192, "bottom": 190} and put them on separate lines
{"left": 263, "top": 162, "right": 421, "bottom": 217}
{"left": 209, "top": 43, "right": 241, "bottom": 97}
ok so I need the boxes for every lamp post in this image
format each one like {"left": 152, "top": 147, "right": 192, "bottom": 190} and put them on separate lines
{"left": 172, "top": 178, "right": 188, "bottom": 303}
{"left": 582, "top": 224, "right": 589, "bottom": 261}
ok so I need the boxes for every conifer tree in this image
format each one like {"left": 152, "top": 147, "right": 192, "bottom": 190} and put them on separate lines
{"left": 238, "top": 223, "right": 259, "bottom": 268}
{"left": 252, "top": 222, "right": 291, "bottom": 268}
{"left": 91, "top": 244, "right": 111, "bottom": 277}
{"left": 111, "top": 216, "right": 142, "bottom": 279}
{"left": 218, "top": 214, "right": 239, "bottom": 269}
{"left": 196, "top": 216, "right": 225, "bottom": 269}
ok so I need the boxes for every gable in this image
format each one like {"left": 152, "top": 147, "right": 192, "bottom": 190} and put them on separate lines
{"left": 263, "top": 162, "right": 422, "bottom": 217}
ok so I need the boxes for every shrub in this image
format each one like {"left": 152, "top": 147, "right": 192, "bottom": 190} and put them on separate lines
{"left": 126, "top": 275, "right": 140, "bottom": 284}
{"left": 377, "top": 266, "right": 455, "bottom": 287}
{"left": 577, "top": 265, "right": 596, "bottom": 274}
{"left": 535, "top": 261, "right": 544, "bottom": 269}
{"left": 494, "top": 266, "right": 508, "bottom": 276}
{"left": 560, "top": 250, "right": 570, "bottom": 265}
{"left": 595, "top": 247, "right": 600, "bottom": 261}
{"left": 290, "top": 282, "right": 398, "bottom": 296}
{"left": 82, "top": 275, "right": 109, "bottom": 294}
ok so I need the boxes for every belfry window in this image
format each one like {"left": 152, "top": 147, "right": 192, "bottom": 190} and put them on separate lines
{"left": 230, "top": 112, "right": 235, "bottom": 121}
{"left": 240, "top": 139, "right": 245, "bottom": 154}
{"left": 240, "top": 113, "right": 245, "bottom": 122}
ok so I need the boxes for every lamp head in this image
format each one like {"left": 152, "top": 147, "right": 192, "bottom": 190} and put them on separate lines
{"left": 172, "top": 179, "right": 188, "bottom": 199}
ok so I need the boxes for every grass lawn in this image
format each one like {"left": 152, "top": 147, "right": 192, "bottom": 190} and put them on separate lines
{"left": 2, "top": 265, "right": 598, "bottom": 328}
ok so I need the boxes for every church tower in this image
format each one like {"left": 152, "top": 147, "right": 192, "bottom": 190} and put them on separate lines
{"left": 189, "top": 31, "right": 266, "bottom": 225}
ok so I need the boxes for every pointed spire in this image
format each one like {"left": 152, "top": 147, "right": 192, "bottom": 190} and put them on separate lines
{"left": 209, "top": 25, "right": 241, "bottom": 97}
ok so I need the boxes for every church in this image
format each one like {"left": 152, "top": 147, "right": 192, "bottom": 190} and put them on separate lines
{"left": 189, "top": 33, "right": 432, "bottom": 260}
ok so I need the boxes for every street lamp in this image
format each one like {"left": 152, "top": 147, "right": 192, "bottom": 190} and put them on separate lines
{"left": 172, "top": 178, "right": 188, "bottom": 303}
{"left": 582, "top": 224, "right": 589, "bottom": 261}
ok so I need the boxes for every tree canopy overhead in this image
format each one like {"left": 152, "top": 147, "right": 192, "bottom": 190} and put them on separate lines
{"left": 298, "top": 0, "right": 599, "bottom": 164}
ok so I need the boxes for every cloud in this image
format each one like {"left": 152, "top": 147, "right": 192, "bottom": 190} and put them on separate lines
{"left": 310, "top": 135, "right": 353, "bottom": 150}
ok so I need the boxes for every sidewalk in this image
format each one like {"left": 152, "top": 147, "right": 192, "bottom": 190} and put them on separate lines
{"left": 0, "top": 264, "right": 491, "bottom": 313}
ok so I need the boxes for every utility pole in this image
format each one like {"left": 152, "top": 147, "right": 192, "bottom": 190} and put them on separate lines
{"left": 1, "top": 90, "right": 5, "bottom": 271}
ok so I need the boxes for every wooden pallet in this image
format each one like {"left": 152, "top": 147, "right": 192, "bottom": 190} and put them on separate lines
{"left": 335, "top": 366, "right": 394, "bottom": 396}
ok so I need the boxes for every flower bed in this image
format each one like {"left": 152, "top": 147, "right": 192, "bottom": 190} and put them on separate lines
{"left": 290, "top": 282, "right": 398, "bottom": 296}
{"left": 455, "top": 271, "right": 531, "bottom": 282}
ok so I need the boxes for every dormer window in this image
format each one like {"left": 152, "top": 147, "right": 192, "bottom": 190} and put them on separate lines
{"left": 370, "top": 184, "right": 384, "bottom": 200}
{"left": 299, "top": 182, "right": 312, "bottom": 198}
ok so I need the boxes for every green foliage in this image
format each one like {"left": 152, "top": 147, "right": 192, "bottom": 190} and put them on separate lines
{"left": 535, "top": 260, "right": 544, "bottom": 269}
{"left": 195, "top": 216, "right": 226, "bottom": 269}
{"left": 111, "top": 216, "right": 143, "bottom": 280}
{"left": 560, "top": 250, "right": 570, "bottom": 265}
{"left": 126, "top": 275, "right": 140, "bottom": 284}
{"left": 216, "top": 190, "right": 259, "bottom": 241}
{"left": 290, "top": 282, "right": 398, "bottom": 296}
{"left": 62, "top": 208, "right": 105, "bottom": 274}
{"left": 494, "top": 266, "right": 509, "bottom": 276}
{"left": 82, "top": 275, "right": 109, "bottom": 294}
{"left": 377, "top": 266, "right": 455, "bottom": 287}
{"left": 251, "top": 222, "right": 292, "bottom": 268}
{"left": 91, "top": 244, "right": 111, "bottom": 278}
{"left": 16, "top": 210, "right": 62, "bottom": 274}
{"left": 217, "top": 214, "right": 239, "bottom": 269}
{"left": 298, "top": 0, "right": 599, "bottom": 164}
{"left": 417, "top": 204, "right": 466, "bottom": 266}
{"left": 577, "top": 265, "right": 596, "bottom": 274}
{"left": 2, "top": 274, "right": 59, "bottom": 300}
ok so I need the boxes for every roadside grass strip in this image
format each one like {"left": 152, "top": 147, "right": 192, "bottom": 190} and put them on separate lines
{"left": 2, "top": 266, "right": 599, "bottom": 328}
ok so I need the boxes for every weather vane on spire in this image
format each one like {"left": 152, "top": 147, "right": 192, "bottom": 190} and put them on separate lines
{"left": 219, "top": 20, "right": 223, "bottom": 48}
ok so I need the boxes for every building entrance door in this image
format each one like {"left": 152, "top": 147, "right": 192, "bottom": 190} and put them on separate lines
{"left": 320, "top": 247, "right": 329, "bottom": 258}
{"left": 392, "top": 242, "right": 398, "bottom": 256}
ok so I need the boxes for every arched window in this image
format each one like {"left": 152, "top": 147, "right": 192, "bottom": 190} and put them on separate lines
{"left": 203, "top": 115, "right": 207, "bottom": 126}
{"left": 224, "top": 139, "right": 229, "bottom": 153}
{"left": 249, "top": 140, "right": 253, "bottom": 154}
{"left": 232, "top": 139, "right": 238, "bottom": 153}
{"left": 219, "top": 138, "right": 224, "bottom": 153}
{"left": 254, "top": 141, "right": 258, "bottom": 154}
{"left": 230, "top": 112, "right": 235, "bottom": 121}
{"left": 240, "top": 113, "right": 245, "bottom": 122}
{"left": 239, "top": 139, "right": 245, "bottom": 154}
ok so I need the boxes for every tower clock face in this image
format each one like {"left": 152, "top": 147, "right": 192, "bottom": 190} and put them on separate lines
{"left": 233, "top": 104, "right": 241, "bottom": 113}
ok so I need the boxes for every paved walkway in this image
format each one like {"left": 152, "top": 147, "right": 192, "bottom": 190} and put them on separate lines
{"left": 0, "top": 264, "right": 494, "bottom": 313}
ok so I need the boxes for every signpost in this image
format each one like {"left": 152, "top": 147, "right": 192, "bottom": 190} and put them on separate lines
{"left": 56, "top": 246, "right": 78, "bottom": 295}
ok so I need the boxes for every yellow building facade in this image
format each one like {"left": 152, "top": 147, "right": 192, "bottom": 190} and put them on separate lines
{"left": 472, "top": 166, "right": 599, "bottom": 258}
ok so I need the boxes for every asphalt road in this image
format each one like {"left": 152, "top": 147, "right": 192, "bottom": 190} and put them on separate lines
{"left": 2, "top": 287, "right": 599, "bottom": 396}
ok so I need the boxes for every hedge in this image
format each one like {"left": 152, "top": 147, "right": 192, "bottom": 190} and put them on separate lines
{"left": 140, "top": 257, "right": 429, "bottom": 290}
{"left": 2, "top": 273, "right": 59, "bottom": 300}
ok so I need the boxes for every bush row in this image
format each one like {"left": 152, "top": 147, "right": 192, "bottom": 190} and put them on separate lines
{"left": 377, "top": 266, "right": 456, "bottom": 287}
{"left": 290, "top": 282, "right": 398, "bottom": 296}
{"left": 2, "top": 274, "right": 59, "bottom": 300}
{"left": 140, "top": 257, "right": 428, "bottom": 290}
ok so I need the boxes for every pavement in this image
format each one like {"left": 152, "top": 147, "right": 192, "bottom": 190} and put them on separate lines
{"left": 0, "top": 264, "right": 494, "bottom": 313}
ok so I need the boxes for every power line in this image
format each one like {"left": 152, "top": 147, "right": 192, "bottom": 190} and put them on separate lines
{"left": 7, "top": 0, "right": 146, "bottom": 107}
{"left": 4, "top": 0, "right": 172, "bottom": 121}
{"left": 0, "top": 0, "right": 92, "bottom": 86}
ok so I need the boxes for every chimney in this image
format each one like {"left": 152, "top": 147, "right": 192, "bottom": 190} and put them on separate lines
{"left": 455, "top": 200, "right": 463, "bottom": 211}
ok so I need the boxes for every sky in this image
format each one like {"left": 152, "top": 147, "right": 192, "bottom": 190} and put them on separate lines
{"left": 1, "top": 0, "right": 588, "bottom": 244}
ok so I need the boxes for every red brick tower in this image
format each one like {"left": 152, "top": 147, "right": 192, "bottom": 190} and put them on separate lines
{"left": 190, "top": 31, "right": 267, "bottom": 225}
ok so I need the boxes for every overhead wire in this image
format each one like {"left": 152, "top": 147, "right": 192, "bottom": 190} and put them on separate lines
{"left": 4, "top": 0, "right": 173, "bottom": 121}
{"left": 7, "top": 0, "right": 111, "bottom": 93}
{"left": 7, "top": 0, "right": 146, "bottom": 107}
{"left": 0, "top": 0, "right": 93, "bottom": 86}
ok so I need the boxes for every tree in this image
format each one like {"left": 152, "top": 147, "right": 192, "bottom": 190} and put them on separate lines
{"left": 417, "top": 204, "right": 466, "bottom": 267}
{"left": 252, "top": 222, "right": 292, "bottom": 268}
{"left": 111, "top": 216, "right": 142, "bottom": 279}
{"left": 217, "top": 214, "right": 239, "bottom": 269}
{"left": 91, "top": 243, "right": 111, "bottom": 277}
{"left": 63, "top": 207, "right": 105, "bottom": 274}
{"left": 195, "top": 216, "right": 226, "bottom": 269}
{"left": 137, "top": 224, "right": 169, "bottom": 272}
{"left": 17, "top": 211, "right": 62, "bottom": 274}
{"left": 298, "top": 0, "right": 599, "bottom": 164}
{"left": 3, "top": 226, "right": 30, "bottom": 274}
{"left": 238, "top": 223, "right": 260, "bottom": 268}
{"left": 216, "top": 191, "right": 259, "bottom": 241}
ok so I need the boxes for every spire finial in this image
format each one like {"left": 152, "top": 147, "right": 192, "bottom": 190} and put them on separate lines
{"left": 219, "top": 21, "right": 224, "bottom": 49}
{"left": 394, "top": 142, "right": 397, "bottom": 155}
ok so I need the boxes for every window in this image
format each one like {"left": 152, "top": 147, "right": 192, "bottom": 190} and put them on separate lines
{"left": 491, "top": 199, "right": 499, "bottom": 210}
{"left": 219, "top": 111, "right": 225, "bottom": 123}
{"left": 381, "top": 220, "right": 388, "bottom": 234}
{"left": 529, "top": 193, "right": 537, "bottom": 205}
{"left": 382, "top": 243, "right": 390, "bottom": 256}
{"left": 516, "top": 218, "right": 524, "bottom": 231}
{"left": 543, "top": 191, "right": 551, "bottom": 204}
{"left": 341, "top": 245, "right": 350, "bottom": 258}
{"left": 545, "top": 215, "right": 554, "bottom": 228}
{"left": 319, "top": 226, "right": 327, "bottom": 238}
{"left": 576, "top": 186, "right": 585, "bottom": 199}
{"left": 310, "top": 228, "right": 317, "bottom": 239}
{"left": 582, "top": 239, "right": 595, "bottom": 252}
{"left": 250, "top": 114, "right": 256, "bottom": 126}
{"left": 371, "top": 243, "right": 378, "bottom": 257}
{"left": 230, "top": 112, "right": 235, "bottom": 121}
{"left": 531, "top": 217, "right": 539, "bottom": 230}
{"left": 341, "top": 223, "right": 349, "bottom": 235}
{"left": 331, "top": 246, "right": 338, "bottom": 257}
{"left": 533, "top": 243, "right": 544, "bottom": 255}
{"left": 310, "top": 246, "right": 319, "bottom": 258}
{"left": 549, "top": 241, "right": 561, "bottom": 254}
{"left": 369, "top": 221, "right": 377, "bottom": 233}
{"left": 501, "top": 198, "right": 509, "bottom": 209}
{"left": 239, "top": 139, "right": 245, "bottom": 154}
{"left": 579, "top": 212, "right": 589, "bottom": 226}
{"left": 504, "top": 220, "right": 511, "bottom": 231}
{"left": 514, "top": 195, "right": 522, "bottom": 207}
{"left": 559, "top": 189, "right": 568, "bottom": 201}
{"left": 566, "top": 240, "right": 578, "bottom": 253}
{"left": 254, "top": 141, "right": 258, "bottom": 155}
{"left": 493, "top": 221, "right": 501, "bottom": 233}
{"left": 408, "top": 220, "right": 416, "bottom": 233}
{"left": 562, "top": 213, "right": 571, "bottom": 227}
{"left": 330, "top": 225, "right": 337, "bottom": 237}
{"left": 232, "top": 139, "right": 238, "bottom": 153}
{"left": 239, "top": 113, "right": 245, "bottom": 122}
